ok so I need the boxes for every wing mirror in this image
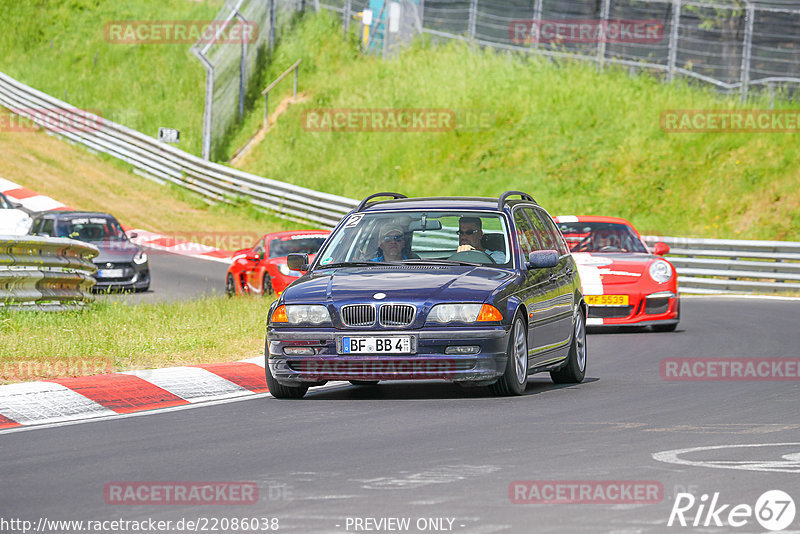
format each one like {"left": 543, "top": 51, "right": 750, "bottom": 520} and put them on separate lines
{"left": 527, "top": 250, "right": 559, "bottom": 269}
{"left": 287, "top": 253, "right": 309, "bottom": 271}
{"left": 653, "top": 242, "right": 670, "bottom": 256}
{"left": 128, "top": 231, "right": 138, "bottom": 239}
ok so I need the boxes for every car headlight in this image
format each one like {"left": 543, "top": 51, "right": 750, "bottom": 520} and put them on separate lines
{"left": 278, "top": 263, "right": 303, "bottom": 277}
{"left": 428, "top": 303, "right": 502, "bottom": 323}
{"left": 272, "top": 304, "right": 330, "bottom": 325}
{"left": 133, "top": 251, "right": 148, "bottom": 265}
{"left": 648, "top": 260, "right": 672, "bottom": 283}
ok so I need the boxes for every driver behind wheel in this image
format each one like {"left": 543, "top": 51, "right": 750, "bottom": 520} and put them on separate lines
{"left": 592, "top": 229, "right": 621, "bottom": 251}
{"left": 457, "top": 217, "right": 505, "bottom": 262}
{"left": 371, "top": 224, "right": 410, "bottom": 262}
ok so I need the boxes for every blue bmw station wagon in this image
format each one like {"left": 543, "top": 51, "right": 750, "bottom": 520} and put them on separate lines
{"left": 265, "top": 192, "right": 587, "bottom": 398}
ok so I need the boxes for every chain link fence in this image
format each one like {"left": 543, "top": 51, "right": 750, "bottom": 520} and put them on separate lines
{"left": 192, "top": 0, "right": 272, "bottom": 161}
{"left": 306, "top": 0, "right": 800, "bottom": 101}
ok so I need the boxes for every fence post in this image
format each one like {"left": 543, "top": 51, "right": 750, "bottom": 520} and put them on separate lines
{"left": 235, "top": 10, "right": 247, "bottom": 120}
{"left": 269, "top": 0, "right": 277, "bottom": 51}
{"left": 468, "top": 0, "right": 478, "bottom": 40}
{"left": 667, "top": 0, "right": 681, "bottom": 83}
{"left": 739, "top": 3, "right": 755, "bottom": 103}
{"left": 344, "top": 0, "right": 352, "bottom": 33}
{"left": 532, "top": 0, "right": 543, "bottom": 50}
{"left": 597, "top": 0, "right": 611, "bottom": 69}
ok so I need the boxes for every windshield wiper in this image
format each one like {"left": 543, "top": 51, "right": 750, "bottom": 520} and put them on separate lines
{"left": 317, "top": 261, "right": 395, "bottom": 268}
{"left": 402, "top": 259, "right": 484, "bottom": 267}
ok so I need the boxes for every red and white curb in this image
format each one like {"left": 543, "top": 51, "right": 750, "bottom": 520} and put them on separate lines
{"left": 0, "top": 357, "right": 268, "bottom": 430}
{"left": 0, "top": 177, "right": 234, "bottom": 263}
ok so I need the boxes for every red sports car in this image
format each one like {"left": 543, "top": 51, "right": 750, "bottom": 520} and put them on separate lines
{"left": 226, "top": 230, "right": 330, "bottom": 296}
{"left": 554, "top": 216, "right": 679, "bottom": 332}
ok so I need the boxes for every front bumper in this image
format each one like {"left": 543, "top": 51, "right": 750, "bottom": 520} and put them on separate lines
{"left": 93, "top": 263, "right": 150, "bottom": 291}
{"left": 585, "top": 290, "right": 679, "bottom": 327}
{"left": 266, "top": 326, "right": 510, "bottom": 385}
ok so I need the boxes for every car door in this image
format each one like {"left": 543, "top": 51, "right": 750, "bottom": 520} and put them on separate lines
{"left": 246, "top": 239, "right": 267, "bottom": 294}
{"left": 511, "top": 207, "right": 562, "bottom": 365}
{"left": 529, "top": 207, "right": 575, "bottom": 360}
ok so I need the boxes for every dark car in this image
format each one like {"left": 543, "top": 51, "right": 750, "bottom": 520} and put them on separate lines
{"left": 29, "top": 211, "right": 150, "bottom": 292}
{"left": 265, "top": 191, "right": 587, "bottom": 399}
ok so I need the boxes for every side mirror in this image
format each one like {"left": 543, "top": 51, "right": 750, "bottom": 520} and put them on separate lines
{"left": 653, "top": 242, "right": 670, "bottom": 256}
{"left": 527, "top": 249, "right": 559, "bottom": 269}
{"left": 128, "top": 231, "right": 138, "bottom": 239}
{"left": 287, "top": 253, "right": 309, "bottom": 271}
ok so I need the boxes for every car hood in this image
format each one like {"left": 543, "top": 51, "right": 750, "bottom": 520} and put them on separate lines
{"left": 0, "top": 210, "right": 32, "bottom": 236}
{"left": 91, "top": 240, "right": 142, "bottom": 263}
{"left": 283, "top": 265, "right": 515, "bottom": 304}
{"left": 572, "top": 252, "right": 660, "bottom": 290}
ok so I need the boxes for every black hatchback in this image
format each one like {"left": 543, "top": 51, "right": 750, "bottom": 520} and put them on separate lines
{"left": 266, "top": 191, "right": 587, "bottom": 398}
{"left": 29, "top": 211, "right": 150, "bottom": 292}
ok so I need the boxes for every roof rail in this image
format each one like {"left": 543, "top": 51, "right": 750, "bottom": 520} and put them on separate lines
{"left": 356, "top": 192, "right": 407, "bottom": 212}
{"left": 498, "top": 191, "right": 535, "bottom": 210}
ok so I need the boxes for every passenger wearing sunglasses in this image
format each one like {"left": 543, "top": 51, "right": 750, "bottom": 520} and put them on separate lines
{"left": 456, "top": 217, "right": 505, "bottom": 263}
{"left": 371, "top": 224, "right": 411, "bottom": 262}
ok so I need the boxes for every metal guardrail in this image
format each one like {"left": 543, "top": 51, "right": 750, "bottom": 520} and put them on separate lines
{"left": 643, "top": 235, "right": 800, "bottom": 294}
{"left": 0, "top": 236, "right": 98, "bottom": 310}
{"left": 0, "top": 71, "right": 358, "bottom": 228}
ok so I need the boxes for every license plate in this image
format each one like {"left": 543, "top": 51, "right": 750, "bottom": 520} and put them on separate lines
{"left": 97, "top": 269, "right": 124, "bottom": 278}
{"left": 340, "top": 336, "right": 412, "bottom": 354}
{"left": 586, "top": 294, "right": 629, "bottom": 306}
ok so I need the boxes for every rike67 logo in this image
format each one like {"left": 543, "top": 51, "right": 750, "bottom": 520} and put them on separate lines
{"left": 668, "top": 490, "right": 796, "bottom": 531}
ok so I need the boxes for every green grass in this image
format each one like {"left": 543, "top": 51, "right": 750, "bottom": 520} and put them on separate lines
{"left": 0, "top": 296, "right": 271, "bottom": 384}
{"left": 232, "top": 12, "right": 800, "bottom": 241}
{"left": 0, "top": 0, "right": 224, "bottom": 157}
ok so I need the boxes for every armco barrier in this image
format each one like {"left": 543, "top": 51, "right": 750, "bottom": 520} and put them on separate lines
{"left": 643, "top": 236, "right": 800, "bottom": 294}
{"left": 0, "top": 71, "right": 358, "bottom": 228}
{"left": 0, "top": 236, "right": 98, "bottom": 310}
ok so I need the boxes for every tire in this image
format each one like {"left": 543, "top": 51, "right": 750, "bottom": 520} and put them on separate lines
{"left": 225, "top": 273, "right": 236, "bottom": 297}
{"left": 551, "top": 309, "right": 587, "bottom": 384}
{"left": 265, "top": 361, "right": 308, "bottom": 399}
{"left": 262, "top": 274, "right": 273, "bottom": 296}
{"left": 349, "top": 380, "right": 379, "bottom": 386}
{"left": 489, "top": 312, "right": 528, "bottom": 396}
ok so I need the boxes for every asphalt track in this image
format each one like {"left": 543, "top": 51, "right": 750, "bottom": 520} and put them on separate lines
{"left": 2, "top": 297, "right": 799, "bottom": 533}
{"left": 95, "top": 249, "right": 230, "bottom": 304}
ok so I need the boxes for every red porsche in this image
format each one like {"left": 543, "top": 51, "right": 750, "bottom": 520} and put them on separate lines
{"left": 554, "top": 216, "right": 679, "bottom": 332}
{"left": 226, "top": 230, "right": 330, "bottom": 296}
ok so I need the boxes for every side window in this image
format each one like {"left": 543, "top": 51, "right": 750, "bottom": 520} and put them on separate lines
{"left": 520, "top": 207, "right": 554, "bottom": 251}
{"left": 531, "top": 208, "right": 569, "bottom": 256}
{"left": 41, "top": 219, "right": 55, "bottom": 236}
{"left": 513, "top": 209, "right": 540, "bottom": 256}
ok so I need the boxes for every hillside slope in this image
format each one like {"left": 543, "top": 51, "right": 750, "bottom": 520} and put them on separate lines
{"left": 231, "top": 13, "right": 800, "bottom": 240}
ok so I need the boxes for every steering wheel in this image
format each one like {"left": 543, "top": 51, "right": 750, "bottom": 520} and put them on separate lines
{"left": 447, "top": 249, "right": 496, "bottom": 264}
{"left": 597, "top": 245, "right": 622, "bottom": 252}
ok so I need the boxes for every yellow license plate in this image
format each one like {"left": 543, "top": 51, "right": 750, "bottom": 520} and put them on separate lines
{"left": 586, "top": 295, "right": 629, "bottom": 306}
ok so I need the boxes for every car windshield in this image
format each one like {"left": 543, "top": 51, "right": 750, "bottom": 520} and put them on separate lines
{"left": 58, "top": 216, "right": 127, "bottom": 242}
{"left": 557, "top": 222, "right": 648, "bottom": 253}
{"left": 269, "top": 236, "right": 328, "bottom": 258}
{"left": 0, "top": 194, "right": 12, "bottom": 209}
{"left": 316, "top": 211, "right": 511, "bottom": 267}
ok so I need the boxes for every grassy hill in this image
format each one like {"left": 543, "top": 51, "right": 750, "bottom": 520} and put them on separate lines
{"left": 231, "top": 13, "right": 800, "bottom": 240}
